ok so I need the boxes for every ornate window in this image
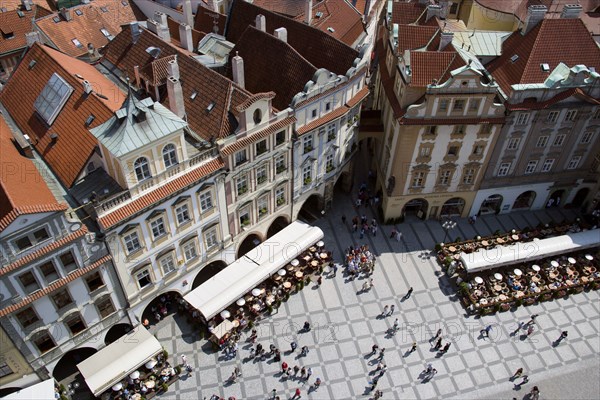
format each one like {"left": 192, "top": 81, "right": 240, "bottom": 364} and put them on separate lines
{"left": 162, "top": 144, "right": 178, "bottom": 168}
{"left": 134, "top": 157, "right": 151, "bottom": 182}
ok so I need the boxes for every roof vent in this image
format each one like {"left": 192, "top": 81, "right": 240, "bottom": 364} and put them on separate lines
{"left": 327, "top": 27, "right": 335, "bottom": 33}
{"left": 315, "top": 11, "right": 323, "bottom": 18}
{"left": 82, "top": 80, "right": 93, "bottom": 94}
{"left": 190, "top": 91, "right": 198, "bottom": 100}
{"left": 28, "top": 60, "right": 36, "bottom": 69}
{"left": 50, "top": 132, "right": 59, "bottom": 141}
{"left": 145, "top": 46, "right": 161, "bottom": 59}
{"left": 85, "top": 114, "right": 95, "bottom": 126}
{"left": 52, "top": 16, "right": 60, "bottom": 23}
{"left": 510, "top": 54, "right": 519, "bottom": 63}
{"left": 17, "top": 10, "right": 24, "bottom": 17}
{"left": 540, "top": 63, "right": 550, "bottom": 72}
{"left": 206, "top": 101, "right": 215, "bottom": 113}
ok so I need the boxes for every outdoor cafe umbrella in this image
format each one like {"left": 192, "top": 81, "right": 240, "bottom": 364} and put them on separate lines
{"left": 236, "top": 298, "right": 246, "bottom": 306}
{"left": 532, "top": 265, "right": 541, "bottom": 272}
{"left": 514, "top": 269, "right": 523, "bottom": 276}
{"left": 145, "top": 359, "right": 158, "bottom": 369}
{"left": 112, "top": 383, "right": 123, "bottom": 391}
{"left": 316, "top": 240, "right": 324, "bottom": 248}
{"left": 568, "top": 257, "right": 577, "bottom": 264}
{"left": 291, "top": 259, "right": 300, "bottom": 267}
{"left": 251, "top": 288, "right": 262, "bottom": 297}
{"left": 585, "top": 254, "right": 594, "bottom": 261}
{"left": 494, "top": 273, "right": 503, "bottom": 281}
{"left": 474, "top": 276, "right": 484, "bottom": 284}
{"left": 220, "top": 310, "right": 231, "bottom": 319}
{"left": 551, "top": 260, "right": 559, "bottom": 268}
{"left": 277, "top": 269, "right": 287, "bottom": 276}
{"left": 129, "top": 371, "right": 140, "bottom": 380}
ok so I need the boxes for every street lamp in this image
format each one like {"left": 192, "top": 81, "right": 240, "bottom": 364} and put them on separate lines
{"left": 442, "top": 220, "right": 457, "bottom": 243}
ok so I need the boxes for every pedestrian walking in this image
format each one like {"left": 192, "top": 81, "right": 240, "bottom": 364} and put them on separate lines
{"left": 290, "top": 341, "right": 297, "bottom": 352}
{"left": 181, "top": 354, "right": 188, "bottom": 367}
{"left": 382, "top": 305, "right": 389, "bottom": 317}
{"left": 530, "top": 386, "right": 540, "bottom": 400}
{"left": 341, "top": 215, "right": 346, "bottom": 225}
{"left": 520, "top": 375, "right": 529, "bottom": 385}
{"left": 317, "top": 275, "right": 323, "bottom": 286}
{"left": 390, "top": 228, "right": 397, "bottom": 239}
{"left": 286, "top": 367, "right": 292, "bottom": 377}
{"left": 392, "top": 318, "right": 399, "bottom": 333}
{"left": 271, "top": 388, "right": 277, "bottom": 399}
{"left": 434, "top": 338, "right": 442, "bottom": 350}
{"left": 293, "top": 365, "right": 300, "bottom": 376}
{"left": 249, "top": 328, "right": 257, "bottom": 343}
{"left": 332, "top": 263, "right": 338, "bottom": 277}
{"left": 528, "top": 314, "right": 539, "bottom": 325}
{"left": 396, "top": 231, "right": 402, "bottom": 242}
{"left": 512, "top": 368, "right": 523, "bottom": 379}
{"left": 410, "top": 342, "right": 417, "bottom": 353}
{"left": 360, "top": 227, "right": 365, "bottom": 239}
{"left": 512, "top": 321, "right": 524, "bottom": 335}
{"left": 526, "top": 325, "right": 534, "bottom": 337}
{"left": 300, "top": 367, "right": 306, "bottom": 379}
{"left": 441, "top": 342, "right": 451, "bottom": 353}
{"left": 281, "top": 362, "right": 288, "bottom": 373}
{"left": 405, "top": 287, "right": 414, "bottom": 299}
{"left": 370, "top": 377, "right": 379, "bottom": 392}
{"left": 378, "top": 348, "right": 385, "bottom": 359}
{"left": 306, "top": 367, "right": 313, "bottom": 381}
{"left": 293, "top": 388, "right": 301, "bottom": 399}
{"left": 274, "top": 349, "right": 281, "bottom": 362}
{"left": 303, "top": 321, "right": 311, "bottom": 332}
{"left": 371, "top": 344, "right": 379, "bottom": 355}
{"left": 388, "top": 304, "right": 395, "bottom": 316}
{"left": 556, "top": 331, "right": 568, "bottom": 343}
{"left": 314, "top": 377, "right": 321, "bottom": 389}
{"left": 376, "top": 361, "right": 385, "bottom": 372}
{"left": 433, "top": 328, "right": 442, "bottom": 341}
{"left": 481, "top": 324, "right": 492, "bottom": 338}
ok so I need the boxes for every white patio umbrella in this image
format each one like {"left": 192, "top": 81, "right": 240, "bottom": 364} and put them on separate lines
{"left": 236, "top": 298, "right": 246, "bottom": 306}
{"left": 494, "top": 273, "right": 503, "bottom": 281}
{"left": 220, "top": 310, "right": 231, "bottom": 319}
{"left": 551, "top": 260, "right": 559, "bottom": 268}
{"left": 112, "top": 383, "right": 123, "bottom": 391}
{"left": 316, "top": 240, "right": 324, "bottom": 247}
{"left": 277, "top": 269, "right": 286, "bottom": 276}
{"left": 532, "top": 265, "right": 541, "bottom": 272}
{"left": 251, "top": 288, "right": 262, "bottom": 297}
{"left": 514, "top": 269, "right": 523, "bottom": 276}
{"left": 291, "top": 259, "right": 300, "bottom": 267}
{"left": 145, "top": 359, "right": 157, "bottom": 369}
{"left": 568, "top": 257, "right": 576, "bottom": 264}
{"left": 129, "top": 371, "right": 140, "bottom": 380}
{"left": 474, "top": 276, "right": 484, "bottom": 284}
{"left": 585, "top": 254, "right": 594, "bottom": 261}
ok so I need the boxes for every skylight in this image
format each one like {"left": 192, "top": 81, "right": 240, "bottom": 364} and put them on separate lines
{"left": 75, "top": 9, "right": 83, "bottom": 16}
{"left": 34, "top": 73, "right": 74, "bottom": 126}
{"left": 541, "top": 63, "right": 550, "bottom": 72}
{"left": 72, "top": 38, "right": 83, "bottom": 48}
{"left": 100, "top": 6, "right": 108, "bottom": 12}
{"left": 53, "top": 16, "right": 60, "bottom": 23}
{"left": 100, "top": 28, "right": 111, "bottom": 38}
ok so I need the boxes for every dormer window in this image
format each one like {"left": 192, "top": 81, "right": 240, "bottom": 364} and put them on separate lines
{"left": 134, "top": 157, "right": 151, "bottom": 182}
{"left": 162, "top": 144, "right": 178, "bottom": 168}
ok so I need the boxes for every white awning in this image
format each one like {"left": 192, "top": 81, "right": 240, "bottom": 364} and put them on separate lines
{"left": 184, "top": 221, "right": 324, "bottom": 320}
{"left": 461, "top": 229, "right": 600, "bottom": 274}
{"left": 3, "top": 379, "right": 55, "bottom": 400}
{"left": 77, "top": 327, "right": 162, "bottom": 396}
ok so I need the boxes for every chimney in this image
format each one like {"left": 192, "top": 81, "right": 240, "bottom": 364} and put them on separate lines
{"left": 182, "top": 0, "right": 194, "bottom": 27}
{"left": 439, "top": 31, "right": 453, "bottom": 51}
{"left": 561, "top": 4, "right": 582, "bottom": 19}
{"left": 231, "top": 52, "right": 245, "bottom": 89}
{"left": 21, "top": 0, "right": 31, "bottom": 11}
{"left": 82, "top": 80, "right": 93, "bottom": 94}
{"left": 274, "top": 27, "right": 287, "bottom": 43}
{"left": 87, "top": 43, "right": 100, "bottom": 60}
{"left": 207, "top": 0, "right": 218, "bottom": 12}
{"left": 25, "top": 31, "right": 41, "bottom": 47}
{"left": 306, "top": 0, "right": 313, "bottom": 25}
{"left": 426, "top": 4, "right": 441, "bottom": 22}
{"left": 522, "top": 5, "right": 547, "bottom": 35}
{"left": 130, "top": 22, "right": 141, "bottom": 43}
{"left": 60, "top": 7, "right": 71, "bottom": 21}
{"left": 167, "top": 59, "right": 185, "bottom": 118}
{"left": 134, "top": 65, "right": 141, "bottom": 88}
{"left": 179, "top": 23, "right": 194, "bottom": 52}
{"left": 439, "top": 0, "right": 450, "bottom": 19}
{"left": 147, "top": 12, "right": 170, "bottom": 42}
{"left": 255, "top": 14, "right": 266, "bottom": 32}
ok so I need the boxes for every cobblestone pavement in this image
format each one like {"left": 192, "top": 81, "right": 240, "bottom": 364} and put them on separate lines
{"left": 152, "top": 191, "right": 600, "bottom": 399}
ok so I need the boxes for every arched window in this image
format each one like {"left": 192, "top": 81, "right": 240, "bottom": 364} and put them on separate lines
{"left": 162, "top": 144, "right": 178, "bottom": 168}
{"left": 253, "top": 108, "right": 262, "bottom": 124}
{"left": 134, "top": 157, "right": 151, "bottom": 182}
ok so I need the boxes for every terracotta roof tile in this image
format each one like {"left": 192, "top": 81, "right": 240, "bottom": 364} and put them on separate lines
{"left": 226, "top": 0, "right": 359, "bottom": 77}
{"left": 397, "top": 25, "right": 439, "bottom": 53}
{"left": 391, "top": 0, "right": 426, "bottom": 25}
{"left": 235, "top": 91, "right": 276, "bottom": 112}
{"left": 34, "top": 0, "right": 139, "bottom": 58}
{"left": 410, "top": 51, "right": 460, "bottom": 87}
{"left": 98, "top": 157, "right": 224, "bottom": 228}
{"left": 477, "top": 0, "right": 599, "bottom": 22}
{"left": 0, "top": 0, "right": 54, "bottom": 11}
{"left": 294, "top": 0, "right": 366, "bottom": 46}
{"left": 0, "top": 7, "right": 39, "bottom": 55}
{"left": 193, "top": 5, "right": 226, "bottom": 35}
{"left": 346, "top": 86, "right": 370, "bottom": 108}
{"left": 221, "top": 116, "right": 295, "bottom": 155}
{"left": 487, "top": 18, "right": 600, "bottom": 95}
{"left": 0, "top": 115, "right": 66, "bottom": 231}
{"left": 0, "top": 43, "right": 126, "bottom": 188}
{"left": 0, "top": 226, "right": 87, "bottom": 275}
{"left": 227, "top": 26, "right": 317, "bottom": 111}
{"left": 102, "top": 26, "right": 251, "bottom": 141}
{"left": 139, "top": 54, "right": 177, "bottom": 86}
{"left": 297, "top": 105, "right": 349, "bottom": 135}
{"left": 0, "top": 254, "right": 111, "bottom": 317}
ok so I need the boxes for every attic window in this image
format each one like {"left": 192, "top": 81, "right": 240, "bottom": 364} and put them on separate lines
{"left": 75, "top": 9, "right": 83, "bottom": 16}
{"left": 85, "top": 114, "right": 95, "bottom": 126}
{"left": 0, "top": 7, "right": 7, "bottom": 12}
{"left": 2, "top": 31, "right": 14, "bottom": 39}
{"left": 510, "top": 54, "right": 519, "bottom": 63}
{"left": 34, "top": 73, "right": 74, "bottom": 126}
{"left": 28, "top": 60, "right": 37, "bottom": 69}
{"left": 100, "top": 6, "right": 108, "bottom": 12}
{"left": 100, "top": 28, "right": 111, "bottom": 38}
{"left": 190, "top": 91, "right": 198, "bottom": 100}
{"left": 52, "top": 16, "right": 60, "bottom": 23}
{"left": 541, "top": 63, "right": 550, "bottom": 72}
{"left": 17, "top": 10, "right": 24, "bottom": 17}
{"left": 72, "top": 38, "right": 83, "bottom": 48}
{"left": 327, "top": 27, "right": 335, "bottom": 33}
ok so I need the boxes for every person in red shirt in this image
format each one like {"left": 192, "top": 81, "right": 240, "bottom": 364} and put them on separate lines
{"left": 281, "top": 361, "right": 288, "bottom": 372}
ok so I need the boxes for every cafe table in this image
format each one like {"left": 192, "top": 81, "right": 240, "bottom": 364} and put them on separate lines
{"left": 320, "top": 253, "right": 328, "bottom": 259}
{"left": 144, "top": 380, "right": 155, "bottom": 389}
{"left": 283, "top": 281, "right": 292, "bottom": 289}
{"left": 295, "top": 271, "right": 304, "bottom": 278}
{"left": 448, "top": 246, "right": 457, "bottom": 253}
{"left": 511, "top": 234, "right": 519, "bottom": 241}
{"left": 311, "top": 260, "right": 319, "bottom": 267}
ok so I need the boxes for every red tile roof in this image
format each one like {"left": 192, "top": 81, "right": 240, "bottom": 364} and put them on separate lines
{"left": 0, "top": 115, "right": 66, "bottom": 231}
{"left": 0, "top": 254, "right": 112, "bottom": 317}
{"left": 487, "top": 18, "right": 600, "bottom": 95}
{"left": 167, "top": 15, "right": 206, "bottom": 50}
{"left": 391, "top": 0, "right": 426, "bottom": 25}
{"left": 0, "top": 5, "right": 50, "bottom": 55}
{"left": 139, "top": 54, "right": 177, "bottom": 86}
{"left": 34, "top": 0, "right": 140, "bottom": 58}
{"left": 221, "top": 116, "right": 295, "bottom": 155}
{"left": 102, "top": 26, "right": 251, "bottom": 141}
{"left": 0, "top": 43, "right": 126, "bottom": 188}
{"left": 98, "top": 157, "right": 224, "bottom": 229}
{"left": 0, "top": 226, "right": 87, "bottom": 275}
{"left": 226, "top": 0, "right": 359, "bottom": 77}
{"left": 193, "top": 5, "right": 226, "bottom": 36}
{"left": 297, "top": 105, "right": 349, "bottom": 135}
{"left": 0, "top": 0, "right": 53, "bottom": 11}
{"left": 250, "top": 0, "right": 306, "bottom": 17}
{"left": 293, "top": 0, "right": 366, "bottom": 46}
{"left": 506, "top": 87, "right": 600, "bottom": 110}
{"left": 227, "top": 25, "right": 317, "bottom": 111}
{"left": 410, "top": 51, "right": 461, "bottom": 87}
{"left": 346, "top": 86, "right": 370, "bottom": 108}
{"left": 477, "top": 0, "right": 599, "bottom": 22}
{"left": 397, "top": 25, "right": 439, "bottom": 53}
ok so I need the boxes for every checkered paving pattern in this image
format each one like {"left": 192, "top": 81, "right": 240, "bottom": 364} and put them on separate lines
{"left": 152, "top": 201, "right": 600, "bottom": 399}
